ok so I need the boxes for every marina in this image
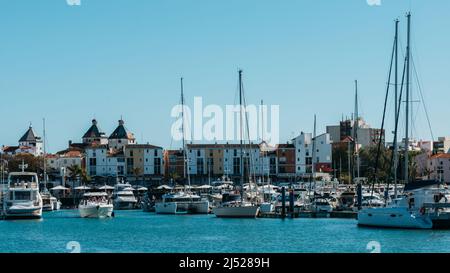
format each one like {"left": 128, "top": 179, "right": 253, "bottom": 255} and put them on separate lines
{"left": 1, "top": 209, "right": 450, "bottom": 253}
{"left": 1, "top": 0, "right": 450, "bottom": 259}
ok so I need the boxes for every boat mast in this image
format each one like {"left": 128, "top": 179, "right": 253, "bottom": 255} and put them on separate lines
{"left": 180, "top": 77, "right": 191, "bottom": 189}
{"left": 43, "top": 118, "right": 47, "bottom": 192}
{"left": 239, "top": 70, "right": 244, "bottom": 203}
{"left": 393, "top": 19, "right": 399, "bottom": 198}
{"left": 404, "top": 13, "right": 411, "bottom": 184}
{"left": 311, "top": 114, "right": 317, "bottom": 188}
{"left": 353, "top": 80, "right": 360, "bottom": 181}
{"left": 260, "top": 99, "right": 264, "bottom": 187}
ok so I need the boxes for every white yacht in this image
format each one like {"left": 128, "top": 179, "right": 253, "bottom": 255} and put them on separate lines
{"left": 213, "top": 192, "right": 260, "bottom": 218}
{"left": 155, "top": 191, "right": 209, "bottom": 214}
{"left": 4, "top": 172, "right": 43, "bottom": 219}
{"left": 79, "top": 192, "right": 114, "bottom": 218}
{"left": 113, "top": 183, "right": 137, "bottom": 210}
{"left": 41, "top": 191, "right": 61, "bottom": 212}
{"left": 309, "top": 197, "right": 334, "bottom": 214}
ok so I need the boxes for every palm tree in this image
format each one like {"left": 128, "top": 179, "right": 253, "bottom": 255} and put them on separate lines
{"left": 133, "top": 167, "right": 142, "bottom": 185}
{"left": 67, "top": 165, "right": 90, "bottom": 184}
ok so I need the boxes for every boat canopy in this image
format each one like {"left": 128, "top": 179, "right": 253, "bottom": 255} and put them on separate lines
{"left": 97, "top": 185, "right": 115, "bottom": 190}
{"left": 50, "top": 185, "right": 69, "bottom": 191}
{"left": 83, "top": 192, "right": 108, "bottom": 197}
{"left": 75, "top": 186, "right": 92, "bottom": 190}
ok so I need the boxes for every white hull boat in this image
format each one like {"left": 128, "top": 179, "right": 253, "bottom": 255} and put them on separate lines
{"left": 79, "top": 192, "right": 114, "bottom": 218}
{"left": 213, "top": 203, "right": 260, "bottom": 218}
{"left": 6, "top": 202, "right": 43, "bottom": 219}
{"left": 155, "top": 192, "right": 210, "bottom": 214}
{"left": 79, "top": 204, "right": 114, "bottom": 218}
{"left": 358, "top": 207, "right": 433, "bottom": 229}
{"left": 4, "top": 172, "right": 43, "bottom": 220}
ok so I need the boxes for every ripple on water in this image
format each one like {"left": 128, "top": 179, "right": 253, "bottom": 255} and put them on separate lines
{"left": 0, "top": 210, "right": 450, "bottom": 253}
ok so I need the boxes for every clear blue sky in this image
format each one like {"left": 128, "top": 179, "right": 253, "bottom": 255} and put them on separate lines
{"left": 1, "top": 0, "right": 449, "bottom": 153}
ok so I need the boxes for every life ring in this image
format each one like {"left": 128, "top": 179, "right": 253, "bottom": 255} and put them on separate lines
{"left": 420, "top": 207, "right": 426, "bottom": 215}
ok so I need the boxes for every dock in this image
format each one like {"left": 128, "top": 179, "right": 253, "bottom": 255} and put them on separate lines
{"left": 259, "top": 210, "right": 357, "bottom": 219}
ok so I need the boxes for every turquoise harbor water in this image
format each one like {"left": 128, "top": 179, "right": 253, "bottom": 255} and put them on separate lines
{"left": 1, "top": 210, "right": 450, "bottom": 253}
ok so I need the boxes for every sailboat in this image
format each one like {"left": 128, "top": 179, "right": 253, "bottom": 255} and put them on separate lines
{"left": 357, "top": 13, "right": 438, "bottom": 229}
{"left": 40, "top": 118, "right": 61, "bottom": 212}
{"left": 155, "top": 78, "right": 209, "bottom": 214}
{"left": 213, "top": 70, "right": 260, "bottom": 218}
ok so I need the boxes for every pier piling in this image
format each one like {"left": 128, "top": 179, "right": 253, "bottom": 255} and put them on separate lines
{"left": 289, "top": 190, "right": 294, "bottom": 218}
{"left": 281, "top": 187, "right": 286, "bottom": 219}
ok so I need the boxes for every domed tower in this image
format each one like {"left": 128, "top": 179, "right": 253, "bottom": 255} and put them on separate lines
{"left": 18, "top": 124, "right": 43, "bottom": 156}
{"left": 82, "top": 119, "right": 108, "bottom": 145}
{"left": 108, "top": 119, "right": 136, "bottom": 150}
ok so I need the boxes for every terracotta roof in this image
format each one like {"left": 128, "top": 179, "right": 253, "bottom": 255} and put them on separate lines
{"left": 431, "top": 153, "right": 450, "bottom": 159}
{"left": 126, "top": 144, "right": 163, "bottom": 149}
{"left": 62, "top": 150, "right": 83, "bottom": 157}
{"left": 2, "top": 146, "right": 19, "bottom": 153}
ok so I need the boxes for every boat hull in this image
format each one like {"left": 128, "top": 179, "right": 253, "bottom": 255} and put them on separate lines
{"left": 113, "top": 201, "right": 137, "bottom": 210}
{"left": 42, "top": 204, "right": 53, "bottom": 212}
{"left": 259, "top": 202, "right": 275, "bottom": 214}
{"left": 79, "top": 204, "right": 114, "bottom": 218}
{"left": 213, "top": 205, "right": 260, "bottom": 218}
{"left": 155, "top": 201, "right": 210, "bottom": 214}
{"left": 5, "top": 206, "right": 42, "bottom": 219}
{"left": 357, "top": 207, "right": 433, "bottom": 229}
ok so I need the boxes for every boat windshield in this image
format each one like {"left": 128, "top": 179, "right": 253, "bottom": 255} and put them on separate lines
{"left": 10, "top": 191, "right": 33, "bottom": 201}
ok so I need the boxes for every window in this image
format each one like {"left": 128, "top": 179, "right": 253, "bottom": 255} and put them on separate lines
{"left": 233, "top": 158, "right": 241, "bottom": 175}
{"left": 234, "top": 149, "right": 237, "bottom": 157}
{"left": 130, "top": 151, "right": 134, "bottom": 157}
{"left": 154, "top": 158, "right": 161, "bottom": 175}
{"left": 89, "top": 158, "right": 97, "bottom": 166}
{"left": 154, "top": 150, "right": 158, "bottom": 157}
{"left": 197, "top": 150, "right": 201, "bottom": 157}
{"left": 197, "top": 158, "right": 204, "bottom": 174}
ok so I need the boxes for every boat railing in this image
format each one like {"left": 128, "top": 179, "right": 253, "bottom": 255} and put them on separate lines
{"left": 8, "top": 182, "right": 38, "bottom": 189}
{"left": 422, "top": 203, "right": 450, "bottom": 209}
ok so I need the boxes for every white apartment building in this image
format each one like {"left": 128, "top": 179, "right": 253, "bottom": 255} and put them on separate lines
{"left": 293, "top": 132, "right": 332, "bottom": 174}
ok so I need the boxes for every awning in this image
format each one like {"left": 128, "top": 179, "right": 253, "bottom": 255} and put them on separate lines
{"left": 74, "top": 185, "right": 91, "bottom": 190}
{"left": 50, "top": 185, "right": 69, "bottom": 191}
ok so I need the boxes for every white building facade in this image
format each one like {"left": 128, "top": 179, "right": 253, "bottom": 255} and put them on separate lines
{"left": 293, "top": 132, "right": 332, "bottom": 174}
